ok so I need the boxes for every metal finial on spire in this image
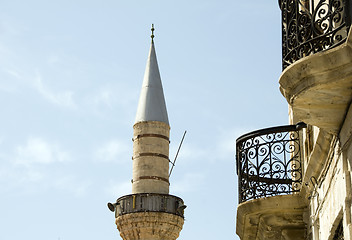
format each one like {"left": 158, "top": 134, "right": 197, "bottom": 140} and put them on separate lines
{"left": 151, "top": 24, "right": 155, "bottom": 42}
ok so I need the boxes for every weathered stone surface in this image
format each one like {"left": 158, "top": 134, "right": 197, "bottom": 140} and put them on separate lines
{"left": 340, "top": 102, "right": 352, "bottom": 148}
{"left": 236, "top": 194, "right": 307, "bottom": 240}
{"left": 301, "top": 127, "right": 334, "bottom": 195}
{"left": 289, "top": 106, "right": 352, "bottom": 239}
{"left": 132, "top": 121, "right": 170, "bottom": 194}
{"left": 116, "top": 212, "right": 184, "bottom": 240}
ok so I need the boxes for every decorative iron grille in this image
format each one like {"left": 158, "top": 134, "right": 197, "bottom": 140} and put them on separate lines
{"left": 280, "top": 0, "right": 352, "bottom": 69}
{"left": 236, "top": 123, "right": 306, "bottom": 203}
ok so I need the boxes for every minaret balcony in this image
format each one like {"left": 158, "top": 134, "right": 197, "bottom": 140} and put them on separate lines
{"left": 109, "top": 193, "right": 185, "bottom": 240}
{"left": 279, "top": 0, "right": 352, "bottom": 134}
{"left": 110, "top": 193, "right": 186, "bottom": 218}
{"left": 236, "top": 123, "right": 307, "bottom": 239}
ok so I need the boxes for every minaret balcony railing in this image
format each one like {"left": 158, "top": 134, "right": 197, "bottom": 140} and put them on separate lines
{"left": 236, "top": 123, "right": 306, "bottom": 203}
{"left": 280, "top": 0, "right": 352, "bottom": 69}
{"left": 110, "top": 193, "right": 186, "bottom": 218}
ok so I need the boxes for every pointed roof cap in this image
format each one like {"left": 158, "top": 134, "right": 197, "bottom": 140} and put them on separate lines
{"left": 135, "top": 25, "right": 169, "bottom": 125}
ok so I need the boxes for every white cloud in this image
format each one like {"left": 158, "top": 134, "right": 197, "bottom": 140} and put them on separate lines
{"left": 0, "top": 65, "right": 23, "bottom": 93}
{"left": 214, "top": 126, "right": 254, "bottom": 161}
{"left": 95, "top": 140, "right": 130, "bottom": 162}
{"left": 0, "top": 136, "right": 94, "bottom": 197}
{"left": 105, "top": 180, "right": 131, "bottom": 198}
{"left": 55, "top": 175, "right": 91, "bottom": 197}
{"left": 33, "top": 72, "right": 76, "bottom": 109}
{"left": 0, "top": 137, "right": 86, "bottom": 195}
{"left": 0, "top": 138, "right": 44, "bottom": 185}
{"left": 91, "top": 83, "right": 137, "bottom": 110}
{"left": 5, "top": 69, "right": 21, "bottom": 80}
{"left": 169, "top": 143, "right": 207, "bottom": 165}
{"left": 0, "top": 64, "right": 77, "bottom": 109}
{"left": 0, "top": 156, "right": 44, "bottom": 193}
{"left": 170, "top": 173, "right": 205, "bottom": 194}
{"left": 15, "top": 137, "right": 71, "bottom": 166}
{"left": 167, "top": 127, "right": 252, "bottom": 169}
{"left": 93, "top": 89, "right": 115, "bottom": 108}
{"left": 0, "top": 18, "right": 21, "bottom": 36}
{"left": 47, "top": 55, "right": 60, "bottom": 65}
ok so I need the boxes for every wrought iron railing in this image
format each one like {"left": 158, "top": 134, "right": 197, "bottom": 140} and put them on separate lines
{"left": 280, "top": 0, "right": 352, "bottom": 69}
{"left": 236, "top": 123, "right": 306, "bottom": 203}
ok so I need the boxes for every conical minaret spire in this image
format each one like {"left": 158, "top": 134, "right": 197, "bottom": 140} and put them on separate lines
{"left": 135, "top": 25, "right": 169, "bottom": 125}
{"left": 108, "top": 25, "right": 185, "bottom": 240}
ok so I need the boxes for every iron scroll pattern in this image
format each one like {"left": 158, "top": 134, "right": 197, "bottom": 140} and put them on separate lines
{"left": 236, "top": 123, "right": 306, "bottom": 203}
{"left": 281, "top": 0, "right": 351, "bottom": 69}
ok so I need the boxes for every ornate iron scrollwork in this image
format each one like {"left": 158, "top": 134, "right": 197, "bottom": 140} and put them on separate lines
{"left": 281, "top": 0, "right": 351, "bottom": 69}
{"left": 236, "top": 123, "right": 306, "bottom": 203}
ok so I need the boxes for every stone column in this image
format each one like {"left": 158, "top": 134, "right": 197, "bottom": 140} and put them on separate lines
{"left": 132, "top": 121, "right": 170, "bottom": 194}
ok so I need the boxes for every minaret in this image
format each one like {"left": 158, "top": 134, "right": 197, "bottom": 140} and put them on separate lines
{"left": 108, "top": 25, "right": 185, "bottom": 240}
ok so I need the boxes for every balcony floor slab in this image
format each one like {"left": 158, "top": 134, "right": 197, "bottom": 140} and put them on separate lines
{"left": 236, "top": 194, "right": 307, "bottom": 240}
{"left": 279, "top": 29, "right": 352, "bottom": 134}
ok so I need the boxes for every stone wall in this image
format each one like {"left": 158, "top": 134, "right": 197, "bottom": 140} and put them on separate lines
{"left": 292, "top": 101, "right": 352, "bottom": 239}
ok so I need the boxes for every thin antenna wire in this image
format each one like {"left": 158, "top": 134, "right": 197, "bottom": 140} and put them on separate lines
{"left": 169, "top": 131, "right": 187, "bottom": 177}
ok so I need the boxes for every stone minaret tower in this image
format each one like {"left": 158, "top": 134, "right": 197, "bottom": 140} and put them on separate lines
{"left": 108, "top": 25, "right": 185, "bottom": 240}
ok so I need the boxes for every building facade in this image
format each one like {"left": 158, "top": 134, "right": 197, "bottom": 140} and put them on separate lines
{"left": 236, "top": 1, "right": 352, "bottom": 239}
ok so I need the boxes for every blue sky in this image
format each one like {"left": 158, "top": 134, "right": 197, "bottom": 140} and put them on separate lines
{"left": 0, "top": 1, "right": 288, "bottom": 240}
